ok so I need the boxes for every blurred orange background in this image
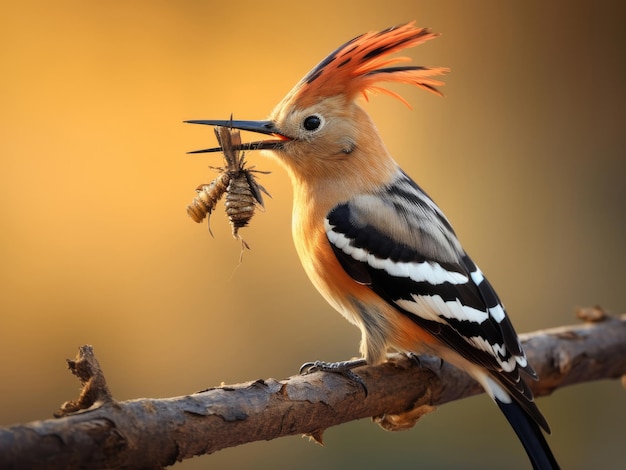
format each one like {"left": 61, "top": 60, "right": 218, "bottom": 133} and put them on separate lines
{"left": 1, "top": 1, "right": 624, "bottom": 469}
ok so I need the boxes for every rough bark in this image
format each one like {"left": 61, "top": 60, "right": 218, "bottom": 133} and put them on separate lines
{"left": 1, "top": 310, "right": 624, "bottom": 470}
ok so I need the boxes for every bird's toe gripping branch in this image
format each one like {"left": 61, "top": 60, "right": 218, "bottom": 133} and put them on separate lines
{"left": 300, "top": 359, "right": 369, "bottom": 396}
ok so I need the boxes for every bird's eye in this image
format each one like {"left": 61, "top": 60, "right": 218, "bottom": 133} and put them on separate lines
{"left": 303, "top": 115, "right": 322, "bottom": 131}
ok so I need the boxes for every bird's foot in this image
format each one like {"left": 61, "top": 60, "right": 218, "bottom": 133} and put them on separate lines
{"left": 404, "top": 351, "right": 421, "bottom": 366}
{"left": 403, "top": 352, "right": 445, "bottom": 370}
{"left": 299, "top": 359, "right": 368, "bottom": 396}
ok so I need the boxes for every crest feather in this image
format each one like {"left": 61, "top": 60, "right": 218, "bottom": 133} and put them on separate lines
{"left": 287, "top": 21, "right": 448, "bottom": 109}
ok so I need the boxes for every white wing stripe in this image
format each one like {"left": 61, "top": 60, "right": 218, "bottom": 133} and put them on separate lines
{"left": 397, "top": 296, "right": 518, "bottom": 372}
{"left": 470, "top": 268, "right": 484, "bottom": 285}
{"left": 468, "top": 336, "right": 517, "bottom": 372}
{"left": 326, "top": 223, "right": 468, "bottom": 285}
{"left": 396, "top": 294, "right": 489, "bottom": 325}
{"left": 489, "top": 305, "right": 506, "bottom": 323}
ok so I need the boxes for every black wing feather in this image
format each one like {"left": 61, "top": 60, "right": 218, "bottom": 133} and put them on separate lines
{"left": 325, "top": 171, "right": 548, "bottom": 432}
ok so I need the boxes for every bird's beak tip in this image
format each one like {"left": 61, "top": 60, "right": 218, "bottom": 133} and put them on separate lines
{"left": 185, "top": 118, "right": 291, "bottom": 153}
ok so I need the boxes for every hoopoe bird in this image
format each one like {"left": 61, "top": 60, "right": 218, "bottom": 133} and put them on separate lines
{"left": 187, "top": 22, "right": 559, "bottom": 469}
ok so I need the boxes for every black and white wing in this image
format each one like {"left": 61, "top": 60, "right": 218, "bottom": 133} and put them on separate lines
{"left": 325, "top": 169, "right": 548, "bottom": 431}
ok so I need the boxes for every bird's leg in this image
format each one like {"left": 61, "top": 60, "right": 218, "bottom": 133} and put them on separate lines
{"left": 299, "top": 359, "right": 368, "bottom": 396}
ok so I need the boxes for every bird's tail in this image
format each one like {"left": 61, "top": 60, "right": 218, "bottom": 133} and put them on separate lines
{"left": 495, "top": 398, "right": 560, "bottom": 470}
{"left": 473, "top": 372, "right": 559, "bottom": 470}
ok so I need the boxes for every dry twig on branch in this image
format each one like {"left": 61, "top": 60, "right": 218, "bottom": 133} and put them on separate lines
{"left": 1, "top": 311, "right": 625, "bottom": 470}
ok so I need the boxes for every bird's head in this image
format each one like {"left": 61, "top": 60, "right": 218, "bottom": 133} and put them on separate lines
{"left": 187, "top": 22, "right": 448, "bottom": 190}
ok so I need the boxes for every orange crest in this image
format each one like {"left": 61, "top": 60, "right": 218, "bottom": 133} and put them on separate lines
{"left": 288, "top": 21, "right": 449, "bottom": 109}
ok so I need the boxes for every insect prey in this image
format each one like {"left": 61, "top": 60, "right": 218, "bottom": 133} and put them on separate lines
{"left": 187, "top": 125, "right": 270, "bottom": 250}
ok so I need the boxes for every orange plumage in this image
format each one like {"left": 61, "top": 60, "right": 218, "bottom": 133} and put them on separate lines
{"left": 277, "top": 21, "right": 449, "bottom": 110}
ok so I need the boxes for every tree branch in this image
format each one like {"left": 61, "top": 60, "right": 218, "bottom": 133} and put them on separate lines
{"left": 1, "top": 311, "right": 625, "bottom": 470}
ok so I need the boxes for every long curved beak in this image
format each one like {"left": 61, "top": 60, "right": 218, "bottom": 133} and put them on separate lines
{"left": 185, "top": 119, "right": 290, "bottom": 154}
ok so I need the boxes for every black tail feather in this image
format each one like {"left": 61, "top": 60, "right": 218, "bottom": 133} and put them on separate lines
{"left": 496, "top": 398, "right": 560, "bottom": 470}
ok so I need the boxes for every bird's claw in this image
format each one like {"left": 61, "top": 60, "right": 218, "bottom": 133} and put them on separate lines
{"left": 405, "top": 351, "right": 421, "bottom": 367}
{"left": 299, "top": 359, "right": 368, "bottom": 396}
